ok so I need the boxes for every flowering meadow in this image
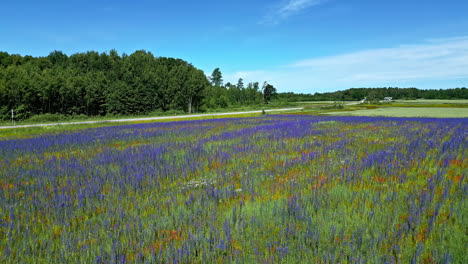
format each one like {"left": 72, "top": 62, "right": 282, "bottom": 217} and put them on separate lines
{"left": 0, "top": 115, "right": 467, "bottom": 263}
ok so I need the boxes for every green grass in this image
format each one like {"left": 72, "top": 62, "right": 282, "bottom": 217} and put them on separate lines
{"left": 324, "top": 107, "right": 468, "bottom": 118}
{"left": 395, "top": 99, "right": 468, "bottom": 104}
{"left": 296, "top": 101, "right": 338, "bottom": 104}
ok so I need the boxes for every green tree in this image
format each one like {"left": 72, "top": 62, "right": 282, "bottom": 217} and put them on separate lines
{"left": 367, "top": 91, "right": 379, "bottom": 103}
{"left": 226, "top": 82, "right": 241, "bottom": 106}
{"left": 47, "top": 50, "right": 68, "bottom": 66}
{"left": 210, "top": 68, "right": 223, "bottom": 87}
{"left": 185, "top": 69, "right": 209, "bottom": 113}
{"left": 263, "top": 82, "right": 277, "bottom": 104}
{"left": 236, "top": 78, "right": 244, "bottom": 90}
{"left": 236, "top": 78, "right": 246, "bottom": 104}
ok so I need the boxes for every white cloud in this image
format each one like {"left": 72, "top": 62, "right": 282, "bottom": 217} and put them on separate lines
{"left": 261, "top": 0, "right": 327, "bottom": 25}
{"left": 225, "top": 36, "right": 468, "bottom": 93}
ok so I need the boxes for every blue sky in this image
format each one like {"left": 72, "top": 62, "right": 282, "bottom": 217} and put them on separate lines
{"left": 1, "top": 0, "right": 468, "bottom": 93}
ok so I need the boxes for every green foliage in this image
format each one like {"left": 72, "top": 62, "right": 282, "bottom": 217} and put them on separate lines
{"left": 210, "top": 68, "right": 223, "bottom": 87}
{"left": 12, "top": 104, "right": 31, "bottom": 120}
{"left": 0, "top": 50, "right": 209, "bottom": 118}
{"left": 26, "top": 113, "right": 68, "bottom": 122}
{"left": 263, "top": 82, "right": 277, "bottom": 104}
{"left": 367, "top": 91, "right": 379, "bottom": 104}
{"left": 202, "top": 78, "right": 266, "bottom": 110}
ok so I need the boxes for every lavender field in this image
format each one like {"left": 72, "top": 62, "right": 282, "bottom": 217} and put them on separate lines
{"left": 0, "top": 115, "right": 467, "bottom": 263}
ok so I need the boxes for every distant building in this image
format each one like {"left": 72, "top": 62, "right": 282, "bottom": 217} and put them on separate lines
{"left": 380, "top": 97, "right": 393, "bottom": 103}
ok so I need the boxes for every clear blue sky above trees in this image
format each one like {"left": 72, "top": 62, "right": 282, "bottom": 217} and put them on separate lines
{"left": 1, "top": 0, "right": 468, "bottom": 93}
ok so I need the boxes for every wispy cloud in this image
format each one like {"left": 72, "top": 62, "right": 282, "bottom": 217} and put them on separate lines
{"left": 261, "top": 0, "right": 327, "bottom": 25}
{"left": 225, "top": 36, "right": 468, "bottom": 92}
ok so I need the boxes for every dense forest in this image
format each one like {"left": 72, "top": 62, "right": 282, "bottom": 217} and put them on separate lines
{"left": 0, "top": 50, "right": 207, "bottom": 120}
{"left": 0, "top": 50, "right": 276, "bottom": 120}
{"left": 0, "top": 50, "right": 467, "bottom": 120}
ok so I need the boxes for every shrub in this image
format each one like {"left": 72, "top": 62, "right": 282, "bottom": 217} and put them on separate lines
{"left": 27, "top": 113, "right": 68, "bottom": 122}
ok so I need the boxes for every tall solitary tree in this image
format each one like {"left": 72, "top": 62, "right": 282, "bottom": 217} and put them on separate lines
{"left": 210, "top": 68, "right": 223, "bottom": 87}
{"left": 236, "top": 78, "right": 244, "bottom": 90}
{"left": 263, "top": 82, "right": 277, "bottom": 104}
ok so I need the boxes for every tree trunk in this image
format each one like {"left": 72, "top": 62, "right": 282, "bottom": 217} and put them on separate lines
{"left": 188, "top": 96, "right": 192, "bottom": 114}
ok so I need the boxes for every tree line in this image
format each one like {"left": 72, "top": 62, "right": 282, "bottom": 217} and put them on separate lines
{"left": 278, "top": 87, "right": 468, "bottom": 102}
{"left": 0, "top": 51, "right": 279, "bottom": 120}
{"left": 205, "top": 68, "right": 277, "bottom": 109}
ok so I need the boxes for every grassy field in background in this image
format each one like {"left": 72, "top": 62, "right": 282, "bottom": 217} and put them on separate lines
{"left": 394, "top": 99, "right": 468, "bottom": 104}
{"left": 321, "top": 99, "right": 468, "bottom": 118}
{"left": 296, "top": 101, "right": 336, "bottom": 104}
{"left": 325, "top": 107, "right": 468, "bottom": 118}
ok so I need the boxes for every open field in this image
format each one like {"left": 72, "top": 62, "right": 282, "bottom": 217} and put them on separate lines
{"left": 325, "top": 107, "right": 468, "bottom": 118}
{"left": 296, "top": 101, "right": 337, "bottom": 104}
{"left": 1, "top": 115, "right": 466, "bottom": 263}
{"left": 394, "top": 99, "right": 468, "bottom": 104}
